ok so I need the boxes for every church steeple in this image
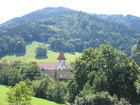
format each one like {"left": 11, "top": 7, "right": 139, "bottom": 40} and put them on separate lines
{"left": 57, "top": 52, "right": 66, "bottom": 70}
{"left": 57, "top": 52, "right": 66, "bottom": 60}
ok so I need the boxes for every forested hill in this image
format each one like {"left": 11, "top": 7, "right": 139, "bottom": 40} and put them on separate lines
{"left": 0, "top": 7, "right": 140, "bottom": 57}
{"left": 0, "top": 7, "right": 74, "bottom": 27}
{"left": 96, "top": 14, "right": 140, "bottom": 33}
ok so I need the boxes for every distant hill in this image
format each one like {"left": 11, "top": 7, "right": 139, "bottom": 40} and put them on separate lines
{"left": 0, "top": 7, "right": 140, "bottom": 57}
{"left": 96, "top": 14, "right": 140, "bottom": 33}
{"left": 0, "top": 7, "right": 74, "bottom": 27}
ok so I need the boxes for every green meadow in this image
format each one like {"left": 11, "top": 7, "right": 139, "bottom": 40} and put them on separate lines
{"left": 0, "top": 85, "right": 63, "bottom": 105}
{"left": 1, "top": 41, "right": 81, "bottom": 62}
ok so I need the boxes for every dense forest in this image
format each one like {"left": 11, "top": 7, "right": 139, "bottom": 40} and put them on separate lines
{"left": 0, "top": 7, "right": 140, "bottom": 57}
{"left": 96, "top": 14, "right": 140, "bottom": 33}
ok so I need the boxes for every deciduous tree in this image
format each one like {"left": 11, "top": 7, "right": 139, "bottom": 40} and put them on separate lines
{"left": 7, "top": 82, "right": 33, "bottom": 105}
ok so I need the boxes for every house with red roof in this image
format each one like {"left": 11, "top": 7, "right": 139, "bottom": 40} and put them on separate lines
{"left": 33, "top": 52, "right": 66, "bottom": 70}
{"left": 33, "top": 52, "right": 72, "bottom": 80}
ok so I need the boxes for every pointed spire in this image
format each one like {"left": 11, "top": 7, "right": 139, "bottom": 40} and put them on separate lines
{"left": 57, "top": 52, "right": 66, "bottom": 60}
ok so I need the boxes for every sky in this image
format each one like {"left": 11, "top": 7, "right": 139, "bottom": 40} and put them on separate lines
{"left": 0, "top": 0, "right": 140, "bottom": 24}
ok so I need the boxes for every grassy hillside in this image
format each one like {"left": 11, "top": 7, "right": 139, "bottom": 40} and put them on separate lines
{"left": 1, "top": 41, "right": 81, "bottom": 62}
{"left": 0, "top": 85, "right": 63, "bottom": 105}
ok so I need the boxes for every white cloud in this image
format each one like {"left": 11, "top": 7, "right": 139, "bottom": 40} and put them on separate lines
{"left": 0, "top": 0, "right": 140, "bottom": 23}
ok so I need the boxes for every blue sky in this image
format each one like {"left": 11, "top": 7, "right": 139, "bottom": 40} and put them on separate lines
{"left": 0, "top": 0, "right": 140, "bottom": 24}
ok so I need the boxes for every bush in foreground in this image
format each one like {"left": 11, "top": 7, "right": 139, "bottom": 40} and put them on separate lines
{"left": 7, "top": 82, "right": 34, "bottom": 105}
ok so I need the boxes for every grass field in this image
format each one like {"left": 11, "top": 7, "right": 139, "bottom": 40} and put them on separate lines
{"left": 0, "top": 85, "right": 63, "bottom": 105}
{"left": 2, "top": 41, "right": 81, "bottom": 62}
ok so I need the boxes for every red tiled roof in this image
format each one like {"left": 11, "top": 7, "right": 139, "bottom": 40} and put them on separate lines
{"left": 57, "top": 52, "right": 66, "bottom": 60}
{"left": 35, "top": 62, "right": 59, "bottom": 70}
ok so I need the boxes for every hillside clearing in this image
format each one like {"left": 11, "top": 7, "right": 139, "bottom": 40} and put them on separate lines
{"left": 1, "top": 41, "right": 81, "bottom": 62}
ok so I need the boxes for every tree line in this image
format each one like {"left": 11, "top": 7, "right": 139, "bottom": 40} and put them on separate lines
{"left": 0, "top": 36, "right": 26, "bottom": 57}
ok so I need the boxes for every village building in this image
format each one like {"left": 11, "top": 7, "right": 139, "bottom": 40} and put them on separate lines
{"left": 32, "top": 52, "right": 72, "bottom": 80}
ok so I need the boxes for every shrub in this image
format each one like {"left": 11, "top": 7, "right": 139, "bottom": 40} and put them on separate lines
{"left": 7, "top": 82, "right": 34, "bottom": 105}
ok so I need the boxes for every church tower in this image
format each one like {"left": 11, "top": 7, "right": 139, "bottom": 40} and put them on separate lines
{"left": 57, "top": 52, "right": 66, "bottom": 70}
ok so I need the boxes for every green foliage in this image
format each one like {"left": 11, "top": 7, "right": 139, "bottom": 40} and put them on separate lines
{"left": 31, "top": 77, "right": 66, "bottom": 103}
{"left": 0, "top": 36, "right": 26, "bottom": 58}
{"left": 134, "top": 75, "right": 140, "bottom": 95}
{"left": 74, "top": 92, "right": 131, "bottom": 105}
{"left": 2, "top": 41, "right": 81, "bottom": 62}
{"left": 0, "top": 57, "right": 67, "bottom": 104}
{"left": 0, "top": 60, "right": 41, "bottom": 86}
{"left": 35, "top": 45, "right": 47, "bottom": 59}
{"left": 131, "top": 41, "right": 140, "bottom": 65}
{"left": 0, "top": 7, "right": 139, "bottom": 56}
{"left": 0, "top": 85, "right": 62, "bottom": 105}
{"left": 7, "top": 82, "right": 33, "bottom": 105}
{"left": 97, "top": 14, "right": 140, "bottom": 33}
{"left": 45, "top": 80, "right": 66, "bottom": 103}
{"left": 68, "top": 45, "right": 140, "bottom": 104}
{"left": 33, "top": 77, "right": 52, "bottom": 98}
{"left": 49, "top": 38, "right": 75, "bottom": 52}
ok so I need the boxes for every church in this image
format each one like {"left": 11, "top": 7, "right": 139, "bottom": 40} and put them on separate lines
{"left": 33, "top": 52, "right": 66, "bottom": 70}
{"left": 32, "top": 52, "right": 72, "bottom": 80}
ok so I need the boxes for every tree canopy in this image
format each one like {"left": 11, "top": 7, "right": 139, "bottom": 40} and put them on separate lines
{"left": 0, "top": 60, "right": 41, "bottom": 86}
{"left": 68, "top": 45, "right": 140, "bottom": 104}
